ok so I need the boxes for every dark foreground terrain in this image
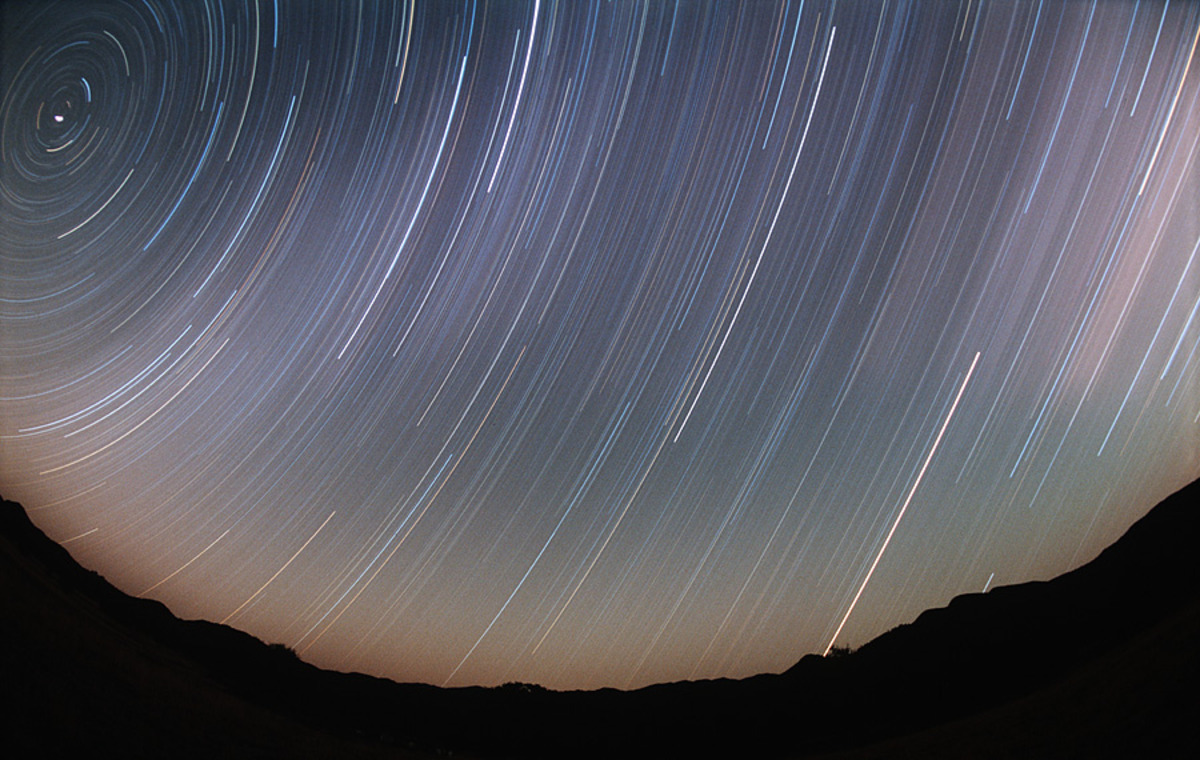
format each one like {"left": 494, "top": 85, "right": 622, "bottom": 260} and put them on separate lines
{"left": 3, "top": 479, "right": 1198, "bottom": 758}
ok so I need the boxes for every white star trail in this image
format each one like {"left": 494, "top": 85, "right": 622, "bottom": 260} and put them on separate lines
{"left": 824, "top": 350, "right": 980, "bottom": 656}
{"left": 2, "top": 0, "right": 1197, "bottom": 691}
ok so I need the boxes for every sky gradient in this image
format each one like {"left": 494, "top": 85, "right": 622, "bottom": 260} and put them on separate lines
{"left": 2, "top": 0, "right": 1198, "bottom": 691}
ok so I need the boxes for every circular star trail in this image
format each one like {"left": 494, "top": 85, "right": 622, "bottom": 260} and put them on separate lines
{"left": 2, "top": 0, "right": 1198, "bottom": 691}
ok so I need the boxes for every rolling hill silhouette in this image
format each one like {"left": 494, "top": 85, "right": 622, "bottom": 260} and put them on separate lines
{"left": 3, "top": 479, "right": 1198, "bottom": 758}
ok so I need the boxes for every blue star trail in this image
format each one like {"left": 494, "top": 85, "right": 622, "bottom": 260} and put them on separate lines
{"left": 2, "top": 0, "right": 1198, "bottom": 691}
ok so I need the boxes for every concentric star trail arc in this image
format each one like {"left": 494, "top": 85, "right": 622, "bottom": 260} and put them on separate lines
{"left": 2, "top": 0, "right": 1197, "bottom": 691}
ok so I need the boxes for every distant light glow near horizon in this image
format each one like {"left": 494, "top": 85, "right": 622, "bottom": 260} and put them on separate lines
{"left": 2, "top": 0, "right": 1198, "bottom": 691}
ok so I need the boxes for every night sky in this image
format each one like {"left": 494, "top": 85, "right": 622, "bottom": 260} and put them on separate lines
{"left": 2, "top": 0, "right": 1198, "bottom": 691}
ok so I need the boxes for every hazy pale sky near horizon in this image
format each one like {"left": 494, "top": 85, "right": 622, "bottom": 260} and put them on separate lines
{"left": 2, "top": 0, "right": 1198, "bottom": 690}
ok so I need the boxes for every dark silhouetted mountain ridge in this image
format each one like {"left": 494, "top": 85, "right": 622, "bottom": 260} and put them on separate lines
{"left": 3, "top": 478, "right": 1198, "bottom": 758}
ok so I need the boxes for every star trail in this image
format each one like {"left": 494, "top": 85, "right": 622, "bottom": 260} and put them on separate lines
{"left": 2, "top": 0, "right": 1198, "bottom": 691}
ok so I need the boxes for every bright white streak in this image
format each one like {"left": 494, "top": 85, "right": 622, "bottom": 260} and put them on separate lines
{"left": 338, "top": 55, "right": 468, "bottom": 359}
{"left": 823, "top": 351, "right": 981, "bottom": 656}
{"left": 1138, "top": 22, "right": 1199, "bottom": 197}
{"left": 57, "top": 168, "right": 135, "bottom": 238}
{"left": 487, "top": 0, "right": 539, "bottom": 193}
{"left": 393, "top": 0, "right": 415, "bottom": 104}
{"left": 675, "top": 25, "right": 836, "bottom": 442}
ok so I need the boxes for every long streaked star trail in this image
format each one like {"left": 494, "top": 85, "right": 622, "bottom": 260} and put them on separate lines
{"left": 2, "top": 1, "right": 1198, "bottom": 691}
{"left": 823, "top": 350, "right": 979, "bottom": 656}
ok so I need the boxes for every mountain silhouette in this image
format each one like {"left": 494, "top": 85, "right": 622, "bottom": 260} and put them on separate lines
{"left": 3, "top": 479, "right": 1197, "bottom": 758}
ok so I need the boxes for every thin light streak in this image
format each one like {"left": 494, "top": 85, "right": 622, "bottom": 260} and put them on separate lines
{"left": 338, "top": 55, "right": 469, "bottom": 358}
{"left": 221, "top": 511, "right": 336, "bottom": 623}
{"left": 824, "top": 351, "right": 981, "bottom": 656}
{"left": 60, "top": 527, "right": 99, "bottom": 544}
{"left": 1138, "top": 22, "right": 1199, "bottom": 197}
{"left": 57, "top": 168, "right": 135, "bottom": 238}
{"left": 487, "top": 0, "right": 539, "bottom": 193}
{"left": 39, "top": 339, "right": 231, "bottom": 475}
{"left": 4, "top": 1, "right": 1197, "bottom": 693}
{"left": 676, "top": 25, "right": 836, "bottom": 442}
{"left": 139, "top": 529, "right": 231, "bottom": 596}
